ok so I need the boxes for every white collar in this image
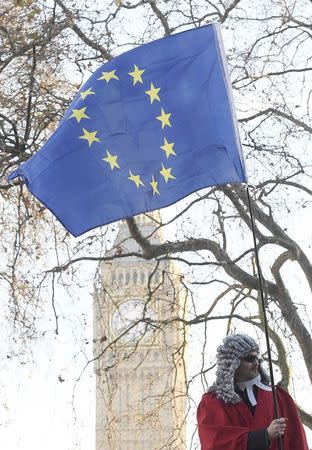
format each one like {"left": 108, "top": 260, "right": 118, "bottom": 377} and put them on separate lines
{"left": 236, "top": 374, "right": 272, "bottom": 406}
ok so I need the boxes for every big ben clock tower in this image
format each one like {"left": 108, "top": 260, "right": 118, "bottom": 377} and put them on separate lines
{"left": 93, "top": 213, "right": 187, "bottom": 450}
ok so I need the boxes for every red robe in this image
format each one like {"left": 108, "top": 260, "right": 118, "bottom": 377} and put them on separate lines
{"left": 197, "top": 386, "right": 308, "bottom": 450}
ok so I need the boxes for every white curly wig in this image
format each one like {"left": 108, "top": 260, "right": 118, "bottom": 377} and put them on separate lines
{"left": 209, "top": 334, "right": 270, "bottom": 404}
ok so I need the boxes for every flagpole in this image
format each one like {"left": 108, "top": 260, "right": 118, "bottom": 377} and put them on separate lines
{"left": 245, "top": 185, "right": 284, "bottom": 450}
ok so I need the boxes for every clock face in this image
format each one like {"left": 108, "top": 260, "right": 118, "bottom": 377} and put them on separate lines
{"left": 111, "top": 299, "right": 155, "bottom": 344}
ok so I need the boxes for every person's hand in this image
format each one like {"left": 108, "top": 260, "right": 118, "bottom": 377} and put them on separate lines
{"left": 267, "top": 418, "right": 288, "bottom": 440}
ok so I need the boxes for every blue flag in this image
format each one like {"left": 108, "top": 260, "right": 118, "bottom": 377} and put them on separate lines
{"left": 8, "top": 23, "right": 247, "bottom": 237}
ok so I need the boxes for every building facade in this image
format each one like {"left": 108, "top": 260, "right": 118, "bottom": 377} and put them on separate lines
{"left": 94, "top": 214, "right": 187, "bottom": 450}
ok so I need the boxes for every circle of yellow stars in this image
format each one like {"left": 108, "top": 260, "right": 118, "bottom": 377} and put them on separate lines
{"left": 68, "top": 65, "right": 177, "bottom": 196}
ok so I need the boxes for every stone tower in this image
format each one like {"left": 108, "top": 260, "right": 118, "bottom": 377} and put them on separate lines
{"left": 93, "top": 213, "right": 187, "bottom": 450}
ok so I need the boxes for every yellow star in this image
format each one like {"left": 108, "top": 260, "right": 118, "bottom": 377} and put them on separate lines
{"left": 69, "top": 107, "right": 90, "bottom": 123}
{"left": 160, "top": 138, "right": 176, "bottom": 158}
{"left": 156, "top": 108, "right": 171, "bottom": 129}
{"left": 103, "top": 150, "right": 120, "bottom": 170}
{"left": 79, "top": 87, "right": 95, "bottom": 100}
{"left": 160, "top": 163, "right": 176, "bottom": 183}
{"left": 128, "top": 64, "right": 145, "bottom": 85}
{"left": 98, "top": 70, "right": 119, "bottom": 82}
{"left": 128, "top": 171, "right": 144, "bottom": 188}
{"left": 150, "top": 176, "right": 160, "bottom": 195}
{"left": 145, "top": 82, "right": 160, "bottom": 103}
{"left": 79, "top": 128, "right": 101, "bottom": 147}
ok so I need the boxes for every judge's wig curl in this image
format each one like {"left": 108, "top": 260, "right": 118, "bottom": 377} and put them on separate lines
{"left": 209, "top": 334, "right": 270, "bottom": 404}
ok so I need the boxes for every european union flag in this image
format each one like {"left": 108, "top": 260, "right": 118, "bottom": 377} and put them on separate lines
{"left": 8, "top": 23, "right": 247, "bottom": 237}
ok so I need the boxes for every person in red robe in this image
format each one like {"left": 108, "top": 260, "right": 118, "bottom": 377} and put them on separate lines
{"left": 197, "top": 334, "right": 308, "bottom": 450}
